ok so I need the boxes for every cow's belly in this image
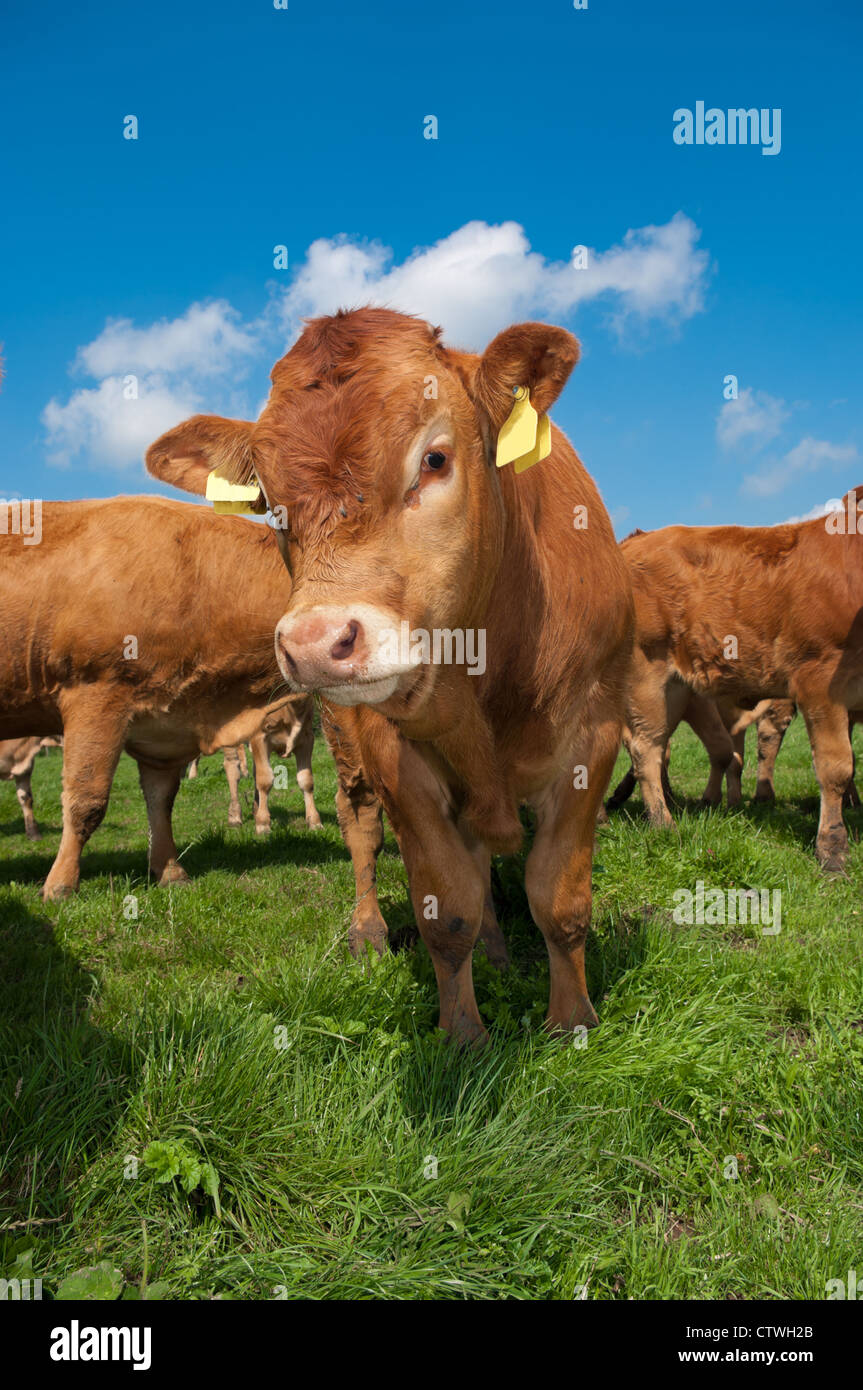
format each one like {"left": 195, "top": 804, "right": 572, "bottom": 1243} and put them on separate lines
{"left": 124, "top": 716, "right": 203, "bottom": 768}
{"left": 0, "top": 703, "right": 63, "bottom": 741}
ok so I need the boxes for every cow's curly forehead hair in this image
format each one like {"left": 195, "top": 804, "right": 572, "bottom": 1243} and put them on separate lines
{"left": 253, "top": 308, "right": 471, "bottom": 532}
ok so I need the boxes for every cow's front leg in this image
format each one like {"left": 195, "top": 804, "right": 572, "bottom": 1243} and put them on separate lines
{"left": 385, "top": 747, "right": 487, "bottom": 1041}
{"left": 42, "top": 693, "right": 128, "bottom": 901}
{"left": 525, "top": 715, "right": 620, "bottom": 1034}
{"left": 401, "top": 819, "right": 487, "bottom": 1043}
{"left": 15, "top": 769, "right": 41, "bottom": 840}
{"left": 323, "top": 705, "right": 390, "bottom": 956}
{"left": 138, "top": 760, "right": 189, "bottom": 886}
{"left": 800, "top": 698, "right": 853, "bottom": 873}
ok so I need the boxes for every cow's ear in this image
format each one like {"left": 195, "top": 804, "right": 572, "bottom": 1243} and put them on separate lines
{"left": 146, "top": 415, "right": 257, "bottom": 499}
{"left": 473, "top": 323, "right": 580, "bottom": 431}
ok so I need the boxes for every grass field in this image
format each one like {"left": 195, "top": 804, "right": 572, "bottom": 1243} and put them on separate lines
{"left": 1, "top": 718, "right": 862, "bottom": 1301}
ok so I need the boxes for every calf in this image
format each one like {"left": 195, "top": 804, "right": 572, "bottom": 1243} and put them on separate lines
{"left": 147, "top": 308, "right": 635, "bottom": 1042}
{"left": 0, "top": 497, "right": 325, "bottom": 899}
{"left": 616, "top": 500, "right": 863, "bottom": 870}
{"left": 0, "top": 736, "right": 56, "bottom": 840}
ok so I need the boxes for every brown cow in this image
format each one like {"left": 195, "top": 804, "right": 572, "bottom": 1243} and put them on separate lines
{"left": 614, "top": 499, "right": 863, "bottom": 870}
{"left": 147, "top": 308, "right": 635, "bottom": 1042}
{"left": 0, "top": 497, "right": 328, "bottom": 899}
{"left": 607, "top": 695, "right": 796, "bottom": 815}
{"left": 0, "top": 736, "right": 58, "bottom": 840}
{"left": 186, "top": 710, "right": 322, "bottom": 836}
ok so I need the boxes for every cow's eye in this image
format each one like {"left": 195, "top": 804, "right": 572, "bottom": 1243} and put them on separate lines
{"left": 422, "top": 449, "right": 448, "bottom": 472}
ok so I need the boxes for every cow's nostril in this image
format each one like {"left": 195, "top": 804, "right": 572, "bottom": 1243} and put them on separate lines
{"left": 330, "top": 620, "right": 360, "bottom": 662}
{"left": 277, "top": 633, "right": 299, "bottom": 677}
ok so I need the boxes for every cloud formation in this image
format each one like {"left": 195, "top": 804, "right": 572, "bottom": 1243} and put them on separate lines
{"left": 716, "top": 387, "right": 788, "bottom": 451}
{"left": 43, "top": 301, "right": 257, "bottom": 469}
{"left": 43, "top": 215, "right": 711, "bottom": 469}
{"left": 278, "top": 214, "right": 711, "bottom": 347}
{"left": 742, "top": 436, "right": 859, "bottom": 498}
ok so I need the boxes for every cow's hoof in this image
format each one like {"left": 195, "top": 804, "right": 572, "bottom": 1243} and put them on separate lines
{"left": 546, "top": 999, "right": 599, "bottom": 1037}
{"left": 595, "top": 803, "right": 609, "bottom": 826}
{"left": 306, "top": 818, "right": 323, "bottom": 831}
{"left": 255, "top": 823, "right": 271, "bottom": 836}
{"left": 448, "top": 1017, "right": 490, "bottom": 1049}
{"left": 348, "top": 921, "right": 389, "bottom": 958}
{"left": 227, "top": 816, "right": 242, "bottom": 829}
{"left": 25, "top": 828, "right": 43, "bottom": 841}
{"left": 42, "top": 882, "right": 75, "bottom": 902}
{"left": 754, "top": 789, "right": 776, "bottom": 804}
{"left": 818, "top": 855, "right": 848, "bottom": 877}
{"left": 479, "top": 941, "right": 511, "bottom": 972}
{"left": 159, "top": 864, "right": 191, "bottom": 887}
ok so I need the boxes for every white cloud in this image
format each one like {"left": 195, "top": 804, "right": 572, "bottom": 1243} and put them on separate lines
{"left": 43, "top": 301, "right": 260, "bottom": 469}
{"left": 742, "top": 436, "right": 859, "bottom": 498}
{"left": 782, "top": 497, "right": 846, "bottom": 524}
{"left": 278, "top": 213, "right": 711, "bottom": 347}
{"left": 43, "top": 376, "right": 201, "bottom": 469}
{"left": 75, "top": 300, "right": 258, "bottom": 378}
{"left": 716, "top": 387, "right": 789, "bottom": 451}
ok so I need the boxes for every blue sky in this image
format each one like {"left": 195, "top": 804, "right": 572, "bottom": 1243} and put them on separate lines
{"left": 2, "top": 0, "right": 860, "bottom": 531}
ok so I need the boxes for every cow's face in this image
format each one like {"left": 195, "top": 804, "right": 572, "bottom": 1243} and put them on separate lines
{"left": 146, "top": 309, "right": 578, "bottom": 713}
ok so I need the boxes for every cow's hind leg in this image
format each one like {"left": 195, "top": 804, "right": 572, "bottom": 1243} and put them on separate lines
{"left": 138, "top": 761, "right": 189, "bottom": 886}
{"left": 471, "top": 848, "right": 509, "bottom": 970}
{"left": 755, "top": 702, "right": 795, "bottom": 803}
{"left": 249, "top": 734, "right": 274, "bottom": 835}
{"left": 526, "top": 715, "right": 620, "bottom": 1034}
{"left": 684, "top": 695, "right": 736, "bottom": 807}
{"left": 223, "top": 746, "right": 243, "bottom": 827}
{"left": 42, "top": 693, "right": 128, "bottom": 901}
{"left": 843, "top": 715, "right": 860, "bottom": 809}
{"left": 15, "top": 769, "right": 41, "bottom": 840}
{"left": 292, "top": 711, "right": 322, "bottom": 829}
{"left": 800, "top": 699, "right": 853, "bottom": 873}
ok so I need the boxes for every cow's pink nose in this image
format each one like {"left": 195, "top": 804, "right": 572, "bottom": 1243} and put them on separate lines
{"left": 276, "top": 612, "right": 368, "bottom": 689}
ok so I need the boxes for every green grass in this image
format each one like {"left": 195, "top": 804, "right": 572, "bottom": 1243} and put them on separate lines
{"left": 1, "top": 720, "right": 861, "bottom": 1300}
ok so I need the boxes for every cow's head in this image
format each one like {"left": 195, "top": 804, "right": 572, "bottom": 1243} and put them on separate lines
{"left": 147, "top": 308, "right": 578, "bottom": 713}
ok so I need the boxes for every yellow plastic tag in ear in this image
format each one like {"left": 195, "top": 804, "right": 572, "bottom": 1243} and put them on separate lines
{"left": 205, "top": 468, "right": 262, "bottom": 515}
{"left": 496, "top": 386, "right": 537, "bottom": 468}
{"left": 514, "top": 412, "right": 551, "bottom": 473}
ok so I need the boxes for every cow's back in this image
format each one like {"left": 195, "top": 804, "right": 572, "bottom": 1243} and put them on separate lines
{"left": 622, "top": 518, "right": 863, "bottom": 702}
{"left": 0, "top": 497, "right": 292, "bottom": 742}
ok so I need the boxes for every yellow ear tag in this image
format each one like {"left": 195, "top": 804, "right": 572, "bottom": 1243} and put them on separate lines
{"left": 496, "top": 386, "right": 537, "bottom": 468}
{"left": 205, "top": 468, "right": 262, "bottom": 516}
{"left": 513, "top": 412, "right": 551, "bottom": 473}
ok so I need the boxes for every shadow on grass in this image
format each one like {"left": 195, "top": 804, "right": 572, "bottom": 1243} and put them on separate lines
{"left": 0, "top": 816, "right": 363, "bottom": 892}
{"left": 0, "top": 891, "right": 134, "bottom": 1226}
{"left": 606, "top": 788, "right": 863, "bottom": 856}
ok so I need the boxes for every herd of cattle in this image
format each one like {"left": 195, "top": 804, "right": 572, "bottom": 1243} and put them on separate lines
{"left": 2, "top": 308, "right": 861, "bottom": 1043}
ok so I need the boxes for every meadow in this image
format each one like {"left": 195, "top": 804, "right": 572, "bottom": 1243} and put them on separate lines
{"left": 1, "top": 718, "right": 861, "bottom": 1301}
